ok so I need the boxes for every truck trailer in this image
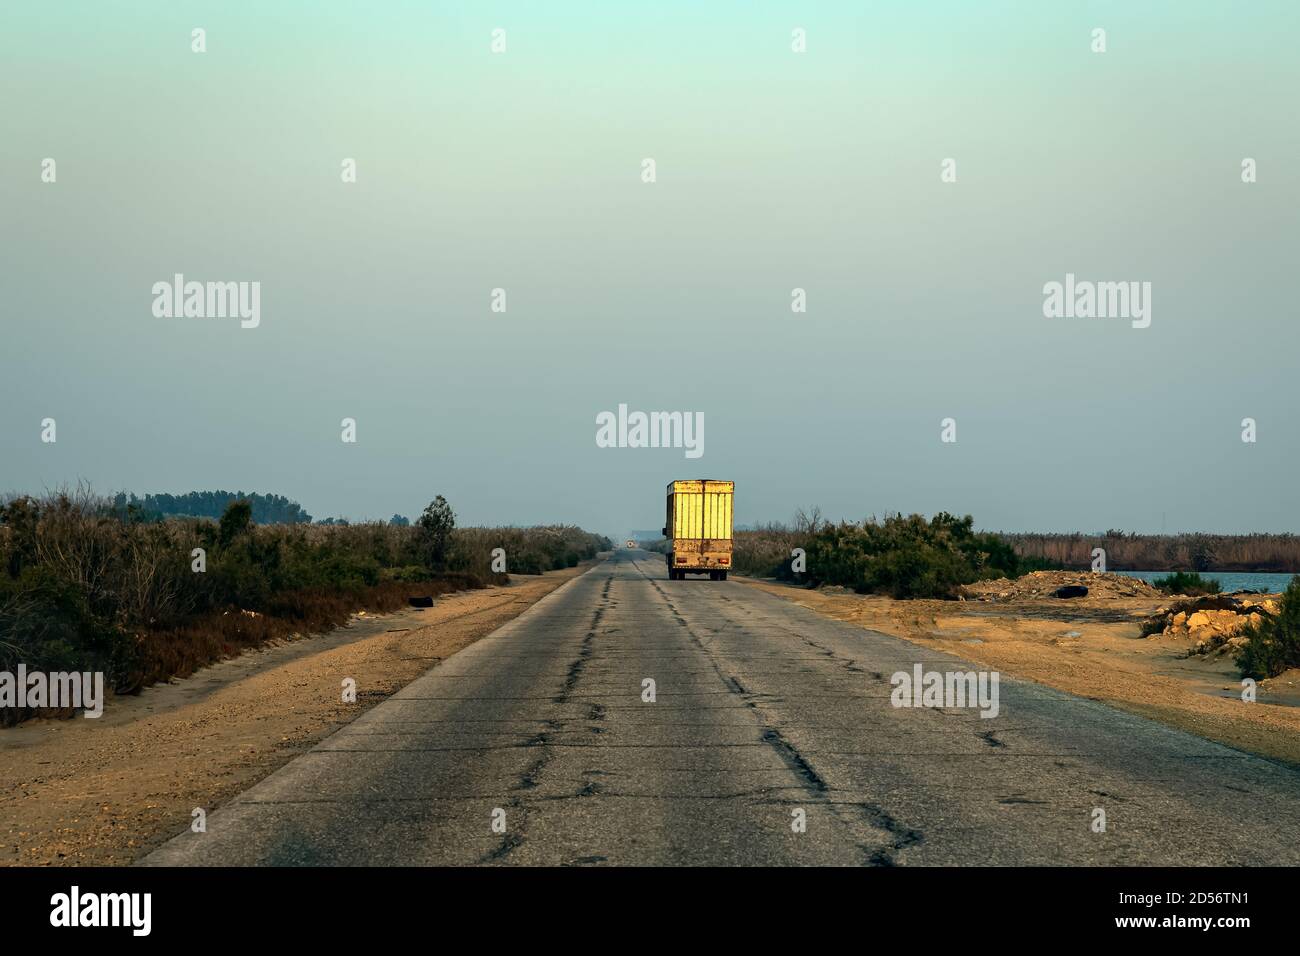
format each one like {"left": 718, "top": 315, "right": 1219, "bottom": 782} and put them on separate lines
{"left": 662, "top": 479, "right": 734, "bottom": 580}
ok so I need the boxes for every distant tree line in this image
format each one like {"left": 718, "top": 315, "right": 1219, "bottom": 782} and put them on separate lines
{"left": 1002, "top": 531, "right": 1300, "bottom": 572}
{"left": 112, "top": 491, "right": 312, "bottom": 524}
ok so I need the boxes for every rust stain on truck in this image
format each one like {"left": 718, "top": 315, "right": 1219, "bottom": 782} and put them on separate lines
{"left": 663, "top": 480, "right": 733, "bottom": 580}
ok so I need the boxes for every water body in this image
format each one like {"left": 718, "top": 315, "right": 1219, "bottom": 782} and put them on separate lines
{"left": 1117, "top": 570, "right": 1295, "bottom": 593}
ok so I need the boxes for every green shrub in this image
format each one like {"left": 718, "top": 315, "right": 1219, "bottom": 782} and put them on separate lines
{"left": 854, "top": 514, "right": 987, "bottom": 598}
{"left": 0, "top": 567, "right": 139, "bottom": 710}
{"left": 510, "top": 551, "right": 546, "bottom": 575}
{"left": 1236, "top": 578, "right": 1300, "bottom": 679}
{"left": 1152, "top": 571, "right": 1221, "bottom": 596}
{"left": 217, "top": 499, "right": 254, "bottom": 548}
{"left": 379, "top": 565, "right": 435, "bottom": 583}
{"left": 863, "top": 540, "right": 974, "bottom": 599}
{"left": 416, "top": 496, "right": 456, "bottom": 572}
{"left": 209, "top": 531, "right": 283, "bottom": 608}
{"left": 735, "top": 512, "right": 1047, "bottom": 598}
{"left": 0, "top": 496, "right": 40, "bottom": 578}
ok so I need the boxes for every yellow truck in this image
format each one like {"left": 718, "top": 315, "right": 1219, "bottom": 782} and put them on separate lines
{"left": 662, "top": 480, "right": 734, "bottom": 580}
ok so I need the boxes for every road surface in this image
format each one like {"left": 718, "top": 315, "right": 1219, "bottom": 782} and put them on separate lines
{"left": 144, "top": 551, "right": 1300, "bottom": 865}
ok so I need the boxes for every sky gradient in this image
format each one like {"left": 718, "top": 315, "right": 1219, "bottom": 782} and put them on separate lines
{"left": 2, "top": 2, "right": 1297, "bottom": 537}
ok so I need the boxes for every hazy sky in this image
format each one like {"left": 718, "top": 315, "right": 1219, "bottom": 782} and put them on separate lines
{"left": 2, "top": 2, "right": 1297, "bottom": 538}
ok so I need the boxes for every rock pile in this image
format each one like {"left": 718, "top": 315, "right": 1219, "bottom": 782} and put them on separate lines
{"left": 1142, "top": 594, "right": 1278, "bottom": 655}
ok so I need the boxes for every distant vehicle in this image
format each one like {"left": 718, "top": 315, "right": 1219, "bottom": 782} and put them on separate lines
{"left": 625, "top": 539, "right": 637, "bottom": 549}
{"left": 662, "top": 480, "right": 733, "bottom": 580}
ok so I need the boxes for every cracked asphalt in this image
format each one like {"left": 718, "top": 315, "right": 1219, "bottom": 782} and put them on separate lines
{"left": 142, "top": 550, "right": 1300, "bottom": 866}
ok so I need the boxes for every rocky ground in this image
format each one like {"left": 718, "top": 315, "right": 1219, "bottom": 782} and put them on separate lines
{"left": 1142, "top": 593, "right": 1278, "bottom": 656}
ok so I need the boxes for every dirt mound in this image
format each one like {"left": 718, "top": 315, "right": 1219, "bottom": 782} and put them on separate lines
{"left": 961, "top": 571, "right": 1163, "bottom": 601}
{"left": 1142, "top": 594, "right": 1278, "bottom": 656}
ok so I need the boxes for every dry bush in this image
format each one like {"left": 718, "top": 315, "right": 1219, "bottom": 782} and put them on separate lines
{"left": 32, "top": 490, "right": 120, "bottom": 608}
{"left": 733, "top": 525, "right": 806, "bottom": 578}
{"left": 449, "top": 525, "right": 609, "bottom": 579}
{"left": 0, "top": 490, "right": 608, "bottom": 721}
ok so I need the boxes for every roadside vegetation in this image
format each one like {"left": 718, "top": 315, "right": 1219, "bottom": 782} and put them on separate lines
{"left": 729, "top": 509, "right": 1300, "bottom": 683}
{"left": 1236, "top": 577, "right": 1300, "bottom": 680}
{"left": 729, "top": 518, "right": 1294, "bottom": 596}
{"left": 732, "top": 510, "right": 1058, "bottom": 600}
{"left": 1151, "top": 571, "right": 1222, "bottom": 596}
{"left": 0, "top": 488, "right": 609, "bottom": 723}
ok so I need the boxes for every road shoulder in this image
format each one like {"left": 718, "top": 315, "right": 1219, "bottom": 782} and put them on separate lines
{"left": 736, "top": 576, "right": 1300, "bottom": 769}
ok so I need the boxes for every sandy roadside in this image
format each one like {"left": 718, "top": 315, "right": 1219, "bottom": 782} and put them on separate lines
{"left": 1, "top": 561, "right": 599, "bottom": 866}
{"left": 737, "top": 577, "right": 1300, "bottom": 768}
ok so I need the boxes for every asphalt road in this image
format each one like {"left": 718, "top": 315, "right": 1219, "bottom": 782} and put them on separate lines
{"left": 143, "top": 550, "right": 1300, "bottom": 866}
